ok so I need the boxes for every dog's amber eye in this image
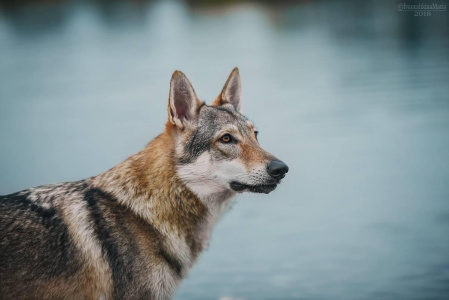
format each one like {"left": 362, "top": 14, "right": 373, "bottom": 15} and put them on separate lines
{"left": 220, "top": 134, "right": 232, "bottom": 143}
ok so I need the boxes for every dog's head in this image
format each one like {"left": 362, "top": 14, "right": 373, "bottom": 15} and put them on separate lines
{"left": 167, "top": 68, "right": 288, "bottom": 199}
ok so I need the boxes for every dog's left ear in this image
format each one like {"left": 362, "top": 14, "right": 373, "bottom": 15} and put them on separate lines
{"left": 168, "top": 71, "right": 202, "bottom": 128}
{"left": 213, "top": 67, "right": 242, "bottom": 111}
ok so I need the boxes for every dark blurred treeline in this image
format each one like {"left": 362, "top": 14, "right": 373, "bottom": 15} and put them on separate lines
{"left": 1, "top": 0, "right": 308, "bottom": 9}
{"left": 0, "top": 0, "right": 447, "bottom": 44}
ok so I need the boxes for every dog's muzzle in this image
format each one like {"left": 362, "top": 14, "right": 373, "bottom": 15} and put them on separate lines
{"left": 230, "top": 160, "right": 288, "bottom": 194}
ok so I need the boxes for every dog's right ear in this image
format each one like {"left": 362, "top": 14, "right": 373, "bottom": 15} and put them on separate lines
{"left": 168, "top": 71, "right": 202, "bottom": 128}
{"left": 213, "top": 67, "right": 242, "bottom": 111}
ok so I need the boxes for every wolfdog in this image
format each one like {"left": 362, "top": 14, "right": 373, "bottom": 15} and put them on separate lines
{"left": 0, "top": 68, "right": 288, "bottom": 299}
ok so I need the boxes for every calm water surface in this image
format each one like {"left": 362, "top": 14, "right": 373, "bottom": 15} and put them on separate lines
{"left": 1, "top": 1, "right": 449, "bottom": 299}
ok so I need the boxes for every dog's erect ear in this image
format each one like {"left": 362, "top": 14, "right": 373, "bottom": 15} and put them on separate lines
{"left": 213, "top": 67, "right": 242, "bottom": 111}
{"left": 168, "top": 71, "right": 202, "bottom": 128}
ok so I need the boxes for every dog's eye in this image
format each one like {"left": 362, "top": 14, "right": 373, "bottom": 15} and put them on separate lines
{"left": 254, "top": 131, "right": 259, "bottom": 138}
{"left": 220, "top": 134, "right": 232, "bottom": 143}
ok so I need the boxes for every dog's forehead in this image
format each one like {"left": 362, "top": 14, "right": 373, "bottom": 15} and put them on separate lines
{"left": 199, "top": 105, "right": 252, "bottom": 131}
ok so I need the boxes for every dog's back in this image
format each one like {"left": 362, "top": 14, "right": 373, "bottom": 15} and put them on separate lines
{"left": 0, "top": 181, "right": 118, "bottom": 299}
{"left": 1, "top": 182, "right": 89, "bottom": 298}
{"left": 0, "top": 179, "right": 186, "bottom": 299}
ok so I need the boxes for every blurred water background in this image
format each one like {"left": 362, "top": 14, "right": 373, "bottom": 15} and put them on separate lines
{"left": 1, "top": 0, "right": 449, "bottom": 299}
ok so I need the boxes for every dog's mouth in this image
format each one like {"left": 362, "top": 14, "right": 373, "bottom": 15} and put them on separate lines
{"left": 230, "top": 181, "right": 279, "bottom": 194}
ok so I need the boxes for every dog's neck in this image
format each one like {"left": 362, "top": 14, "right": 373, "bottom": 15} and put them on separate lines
{"left": 92, "top": 126, "right": 234, "bottom": 267}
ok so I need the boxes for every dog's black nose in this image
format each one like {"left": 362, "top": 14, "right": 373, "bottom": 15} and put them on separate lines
{"left": 267, "top": 160, "right": 289, "bottom": 180}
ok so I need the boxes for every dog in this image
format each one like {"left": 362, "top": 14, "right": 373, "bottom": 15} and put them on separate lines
{"left": 0, "top": 68, "right": 288, "bottom": 299}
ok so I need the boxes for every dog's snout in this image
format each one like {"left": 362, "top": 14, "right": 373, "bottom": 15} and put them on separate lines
{"left": 267, "top": 160, "right": 289, "bottom": 180}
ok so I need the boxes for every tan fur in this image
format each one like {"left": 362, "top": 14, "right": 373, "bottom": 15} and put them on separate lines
{"left": 60, "top": 195, "right": 114, "bottom": 299}
{"left": 92, "top": 123, "right": 208, "bottom": 265}
{"left": 239, "top": 138, "right": 273, "bottom": 171}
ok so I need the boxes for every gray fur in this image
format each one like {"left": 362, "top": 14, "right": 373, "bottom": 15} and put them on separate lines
{"left": 179, "top": 104, "right": 252, "bottom": 164}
